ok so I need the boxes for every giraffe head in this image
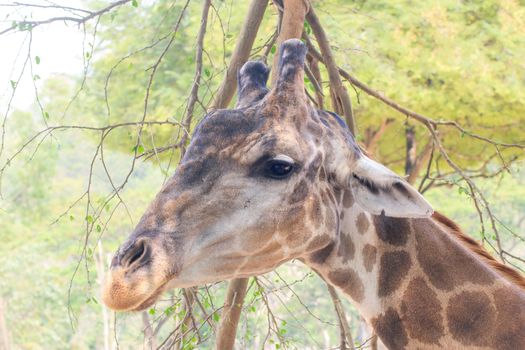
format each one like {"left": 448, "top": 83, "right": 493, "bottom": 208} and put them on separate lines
{"left": 102, "top": 39, "right": 432, "bottom": 312}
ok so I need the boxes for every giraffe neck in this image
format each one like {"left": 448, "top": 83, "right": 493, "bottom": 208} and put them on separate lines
{"left": 304, "top": 191, "right": 525, "bottom": 350}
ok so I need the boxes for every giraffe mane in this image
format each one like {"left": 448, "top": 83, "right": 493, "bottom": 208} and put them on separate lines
{"left": 432, "top": 211, "right": 525, "bottom": 291}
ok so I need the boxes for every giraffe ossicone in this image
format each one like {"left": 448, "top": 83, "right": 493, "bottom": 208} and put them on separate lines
{"left": 103, "top": 39, "right": 525, "bottom": 349}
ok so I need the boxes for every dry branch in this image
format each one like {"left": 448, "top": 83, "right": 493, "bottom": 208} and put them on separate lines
{"left": 270, "top": 0, "right": 310, "bottom": 85}
{"left": 305, "top": 9, "right": 356, "bottom": 134}
{"left": 215, "top": 278, "right": 250, "bottom": 350}
{"left": 211, "top": 0, "right": 269, "bottom": 110}
{"left": 0, "top": 0, "right": 132, "bottom": 35}
{"left": 327, "top": 284, "right": 355, "bottom": 350}
{"left": 180, "top": 0, "right": 211, "bottom": 155}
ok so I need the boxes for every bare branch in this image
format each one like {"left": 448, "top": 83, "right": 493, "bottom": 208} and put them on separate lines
{"left": 180, "top": 0, "right": 212, "bottom": 156}
{"left": 211, "top": 0, "right": 268, "bottom": 110}
{"left": 1, "top": 0, "right": 132, "bottom": 36}
{"left": 216, "top": 278, "right": 250, "bottom": 350}
{"left": 305, "top": 9, "right": 356, "bottom": 134}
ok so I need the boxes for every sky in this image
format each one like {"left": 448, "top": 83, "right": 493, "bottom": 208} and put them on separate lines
{"left": 0, "top": 1, "right": 86, "bottom": 112}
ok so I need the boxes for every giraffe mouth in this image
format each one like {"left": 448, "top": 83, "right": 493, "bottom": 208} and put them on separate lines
{"left": 102, "top": 253, "right": 178, "bottom": 312}
{"left": 130, "top": 282, "right": 168, "bottom": 311}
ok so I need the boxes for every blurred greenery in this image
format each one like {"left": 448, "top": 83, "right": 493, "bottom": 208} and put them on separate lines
{"left": 0, "top": 0, "right": 523, "bottom": 349}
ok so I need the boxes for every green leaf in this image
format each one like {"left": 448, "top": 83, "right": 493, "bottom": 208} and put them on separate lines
{"left": 304, "top": 21, "right": 312, "bottom": 35}
{"left": 271, "top": 45, "right": 276, "bottom": 54}
{"left": 213, "top": 313, "right": 219, "bottom": 322}
{"left": 86, "top": 215, "right": 93, "bottom": 223}
{"left": 33, "top": 74, "right": 40, "bottom": 81}
{"left": 69, "top": 215, "right": 74, "bottom": 221}
{"left": 149, "top": 308, "right": 156, "bottom": 315}
{"left": 132, "top": 144, "right": 144, "bottom": 153}
{"left": 204, "top": 68, "right": 211, "bottom": 77}
{"left": 35, "top": 56, "right": 40, "bottom": 64}
{"left": 44, "top": 111, "right": 50, "bottom": 119}
{"left": 10, "top": 80, "right": 16, "bottom": 89}
{"left": 96, "top": 224, "right": 101, "bottom": 233}
{"left": 131, "top": 0, "right": 138, "bottom": 7}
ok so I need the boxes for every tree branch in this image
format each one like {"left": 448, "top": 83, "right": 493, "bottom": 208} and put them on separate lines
{"left": 210, "top": 0, "right": 268, "bottom": 110}
{"left": 305, "top": 9, "right": 356, "bottom": 134}
{"left": 270, "top": 0, "right": 310, "bottom": 85}
{"left": 1, "top": 0, "right": 132, "bottom": 36}
{"left": 215, "top": 278, "right": 250, "bottom": 350}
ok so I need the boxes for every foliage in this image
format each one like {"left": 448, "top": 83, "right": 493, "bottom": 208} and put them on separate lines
{"left": 0, "top": 0, "right": 523, "bottom": 349}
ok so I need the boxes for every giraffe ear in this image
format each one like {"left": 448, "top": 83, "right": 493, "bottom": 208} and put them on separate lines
{"left": 348, "top": 156, "right": 433, "bottom": 218}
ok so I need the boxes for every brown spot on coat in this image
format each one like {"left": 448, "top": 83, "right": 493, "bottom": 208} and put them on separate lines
{"left": 372, "top": 308, "right": 408, "bottom": 350}
{"left": 400, "top": 277, "right": 444, "bottom": 344}
{"left": 306, "top": 153, "right": 322, "bottom": 181}
{"left": 310, "top": 241, "right": 335, "bottom": 264}
{"left": 328, "top": 268, "right": 364, "bottom": 302}
{"left": 373, "top": 213, "right": 410, "bottom": 246}
{"left": 309, "top": 195, "right": 323, "bottom": 228}
{"left": 289, "top": 179, "right": 309, "bottom": 204}
{"left": 378, "top": 251, "right": 411, "bottom": 297}
{"left": 338, "top": 232, "right": 355, "bottom": 263}
{"left": 342, "top": 190, "right": 354, "bottom": 208}
{"left": 446, "top": 291, "right": 495, "bottom": 346}
{"left": 414, "top": 218, "right": 495, "bottom": 291}
{"left": 491, "top": 287, "right": 525, "bottom": 350}
{"left": 319, "top": 166, "right": 327, "bottom": 181}
{"left": 306, "top": 121, "right": 323, "bottom": 137}
{"left": 356, "top": 212, "right": 370, "bottom": 234}
{"left": 362, "top": 244, "right": 377, "bottom": 272}
{"left": 333, "top": 186, "right": 343, "bottom": 204}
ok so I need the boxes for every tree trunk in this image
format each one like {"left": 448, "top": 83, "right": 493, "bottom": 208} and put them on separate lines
{"left": 215, "top": 278, "right": 249, "bottom": 350}
{"left": 405, "top": 125, "right": 416, "bottom": 177}
{"left": 0, "top": 298, "right": 10, "bottom": 350}
{"left": 408, "top": 141, "right": 433, "bottom": 185}
{"left": 270, "top": 0, "right": 310, "bottom": 85}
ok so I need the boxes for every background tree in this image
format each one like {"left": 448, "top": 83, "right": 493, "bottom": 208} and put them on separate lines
{"left": 0, "top": 0, "right": 524, "bottom": 349}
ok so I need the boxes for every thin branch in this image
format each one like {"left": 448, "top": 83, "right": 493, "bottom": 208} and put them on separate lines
{"left": 305, "top": 9, "right": 355, "bottom": 134}
{"left": 180, "top": 0, "right": 212, "bottom": 156}
{"left": 210, "top": 0, "right": 268, "bottom": 110}
{"left": 1, "top": 0, "right": 132, "bottom": 35}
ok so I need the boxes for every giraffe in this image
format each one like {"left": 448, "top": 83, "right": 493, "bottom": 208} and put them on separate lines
{"left": 103, "top": 39, "right": 525, "bottom": 349}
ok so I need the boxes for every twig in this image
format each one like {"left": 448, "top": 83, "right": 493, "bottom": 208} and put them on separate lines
{"left": 1, "top": 0, "right": 132, "bottom": 35}
{"left": 305, "top": 10, "right": 355, "bottom": 134}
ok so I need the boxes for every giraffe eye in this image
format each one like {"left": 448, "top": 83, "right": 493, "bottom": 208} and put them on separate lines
{"left": 265, "top": 158, "right": 295, "bottom": 179}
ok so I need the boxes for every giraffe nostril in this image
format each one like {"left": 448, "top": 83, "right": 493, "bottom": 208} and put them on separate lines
{"left": 121, "top": 240, "right": 150, "bottom": 269}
